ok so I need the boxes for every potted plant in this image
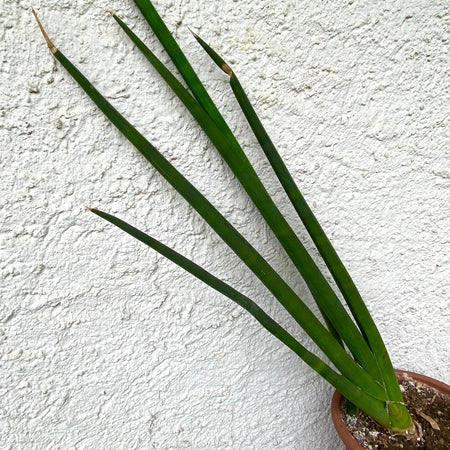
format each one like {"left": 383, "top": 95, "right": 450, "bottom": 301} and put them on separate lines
{"left": 33, "top": 1, "right": 449, "bottom": 447}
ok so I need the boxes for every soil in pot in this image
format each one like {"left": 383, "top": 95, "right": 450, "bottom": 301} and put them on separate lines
{"left": 342, "top": 376, "right": 450, "bottom": 449}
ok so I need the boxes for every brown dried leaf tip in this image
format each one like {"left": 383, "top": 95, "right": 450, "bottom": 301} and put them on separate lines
{"left": 32, "top": 8, "right": 57, "bottom": 54}
{"left": 221, "top": 63, "right": 233, "bottom": 76}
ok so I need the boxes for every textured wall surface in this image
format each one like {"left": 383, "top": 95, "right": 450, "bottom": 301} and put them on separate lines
{"left": 1, "top": 0, "right": 449, "bottom": 448}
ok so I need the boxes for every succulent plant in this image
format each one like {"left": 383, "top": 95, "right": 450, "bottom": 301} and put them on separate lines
{"left": 33, "top": 0, "right": 416, "bottom": 433}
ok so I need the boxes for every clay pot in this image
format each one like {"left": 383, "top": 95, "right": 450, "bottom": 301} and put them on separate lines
{"left": 331, "top": 369, "right": 450, "bottom": 449}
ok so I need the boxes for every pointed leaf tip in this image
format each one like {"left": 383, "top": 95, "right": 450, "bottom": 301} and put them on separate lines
{"left": 106, "top": 10, "right": 115, "bottom": 17}
{"left": 32, "top": 8, "right": 57, "bottom": 54}
{"left": 190, "top": 30, "right": 233, "bottom": 77}
{"left": 187, "top": 26, "right": 199, "bottom": 39}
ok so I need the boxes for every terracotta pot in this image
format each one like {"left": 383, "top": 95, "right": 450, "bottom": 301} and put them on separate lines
{"left": 331, "top": 369, "right": 450, "bottom": 449}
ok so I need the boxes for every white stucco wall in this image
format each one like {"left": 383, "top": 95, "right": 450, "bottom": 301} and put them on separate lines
{"left": 1, "top": 0, "right": 449, "bottom": 448}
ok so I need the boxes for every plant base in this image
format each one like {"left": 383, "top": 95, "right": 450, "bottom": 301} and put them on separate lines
{"left": 331, "top": 370, "right": 450, "bottom": 449}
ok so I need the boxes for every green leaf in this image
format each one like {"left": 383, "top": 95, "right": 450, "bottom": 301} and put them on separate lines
{"left": 88, "top": 206, "right": 391, "bottom": 427}
{"left": 32, "top": 8, "right": 413, "bottom": 429}
{"left": 52, "top": 43, "right": 385, "bottom": 398}
{"left": 112, "top": 9, "right": 381, "bottom": 381}
{"left": 191, "top": 31, "right": 406, "bottom": 408}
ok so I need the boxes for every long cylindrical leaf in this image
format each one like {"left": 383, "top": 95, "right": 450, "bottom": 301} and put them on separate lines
{"left": 32, "top": 12, "right": 387, "bottom": 401}
{"left": 88, "top": 207, "right": 392, "bottom": 427}
{"left": 132, "top": 0, "right": 232, "bottom": 138}
{"left": 191, "top": 32, "right": 412, "bottom": 427}
{"left": 228, "top": 70, "right": 411, "bottom": 402}
{"left": 111, "top": 11, "right": 381, "bottom": 380}
{"left": 111, "top": 13, "right": 348, "bottom": 347}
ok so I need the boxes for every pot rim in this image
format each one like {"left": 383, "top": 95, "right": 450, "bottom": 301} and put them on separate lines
{"left": 331, "top": 369, "right": 450, "bottom": 450}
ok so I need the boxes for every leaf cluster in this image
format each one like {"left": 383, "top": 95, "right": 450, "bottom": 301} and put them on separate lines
{"left": 33, "top": 1, "right": 412, "bottom": 430}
